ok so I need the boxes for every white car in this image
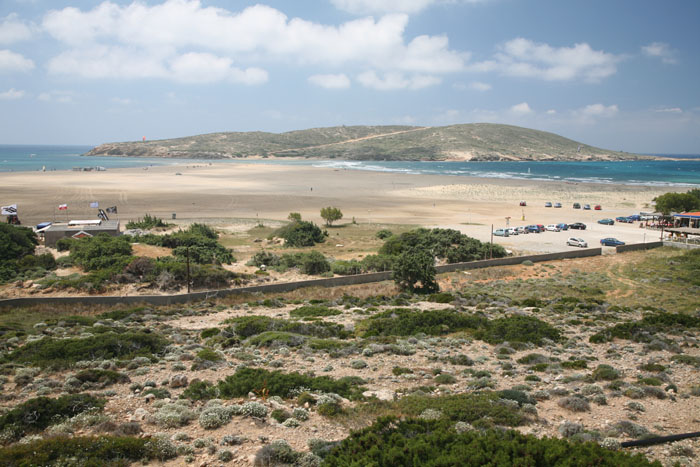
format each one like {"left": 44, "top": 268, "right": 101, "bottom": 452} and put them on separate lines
{"left": 567, "top": 237, "right": 588, "bottom": 248}
{"left": 515, "top": 226, "right": 528, "bottom": 234}
{"left": 545, "top": 224, "right": 561, "bottom": 232}
{"left": 505, "top": 228, "right": 518, "bottom": 236}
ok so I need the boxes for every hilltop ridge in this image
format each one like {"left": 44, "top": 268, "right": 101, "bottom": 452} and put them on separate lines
{"left": 84, "top": 123, "right": 648, "bottom": 161}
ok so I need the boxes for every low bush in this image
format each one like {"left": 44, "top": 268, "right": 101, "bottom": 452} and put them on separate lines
{"left": 671, "top": 354, "right": 700, "bottom": 368}
{"left": 182, "top": 379, "right": 219, "bottom": 401}
{"left": 126, "top": 214, "right": 169, "bottom": 230}
{"left": 357, "top": 309, "right": 486, "bottom": 337}
{"left": 74, "top": 369, "right": 130, "bottom": 387}
{"left": 589, "top": 312, "right": 700, "bottom": 343}
{"left": 323, "top": 417, "right": 659, "bottom": 466}
{"left": 273, "top": 221, "right": 326, "bottom": 247}
{"left": 592, "top": 364, "right": 621, "bottom": 381}
{"left": 331, "top": 260, "right": 363, "bottom": 276}
{"left": 473, "top": 315, "right": 561, "bottom": 345}
{"left": 247, "top": 251, "right": 281, "bottom": 268}
{"left": 360, "top": 254, "right": 395, "bottom": 272}
{"left": 227, "top": 315, "right": 349, "bottom": 339}
{"left": 289, "top": 305, "right": 341, "bottom": 318}
{"left": 216, "top": 367, "right": 365, "bottom": 400}
{"left": 0, "top": 435, "right": 177, "bottom": 464}
{"left": 0, "top": 394, "right": 104, "bottom": 441}
{"left": 3, "top": 331, "right": 168, "bottom": 369}
{"left": 375, "top": 229, "right": 393, "bottom": 240}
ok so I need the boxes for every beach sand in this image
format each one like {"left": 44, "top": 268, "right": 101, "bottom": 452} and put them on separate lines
{"left": 0, "top": 162, "right": 677, "bottom": 253}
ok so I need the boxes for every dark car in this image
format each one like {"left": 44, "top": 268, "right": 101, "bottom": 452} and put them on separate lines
{"left": 615, "top": 216, "right": 632, "bottom": 223}
{"left": 627, "top": 214, "right": 641, "bottom": 221}
{"left": 526, "top": 224, "right": 541, "bottom": 233}
{"left": 554, "top": 202, "right": 562, "bottom": 208}
{"left": 600, "top": 237, "right": 625, "bottom": 246}
{"left": 573, "top": 203, "right": 581, "bottom": 209}
{"left": 556, "top": 223, "right": 569, "bottom": 231}
{"left": 545, "top": 202, "right": 552, "bottom": 207}
{"left": 569, "top": 222, "right": 587, "bottom": 230}
{"left": 598, "top": 218, "right": 615, "bottom": 225}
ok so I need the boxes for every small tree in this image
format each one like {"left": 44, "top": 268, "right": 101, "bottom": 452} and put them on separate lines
{"left": 320, "top": 207, "right": 343, "bottom": 227}
{"left": 654, "top": 192, "right": 700, "bottom": 215}
{"left": 288, "top": 212, "right": 302, "bottom": 222}
{"left": 393, "top": 248, "right": 438, "bottom": 294}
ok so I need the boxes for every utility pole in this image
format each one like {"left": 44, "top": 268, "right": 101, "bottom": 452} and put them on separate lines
{"left": 186, "top": 246, "right": 191, "bottom": 294}
{"left": 490, "top": 224, "right": 494, "bottom": 259}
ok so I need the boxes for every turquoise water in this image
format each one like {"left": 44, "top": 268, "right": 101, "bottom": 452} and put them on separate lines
{"left": 1, "top": 145, "right": 698, "bottom": 186}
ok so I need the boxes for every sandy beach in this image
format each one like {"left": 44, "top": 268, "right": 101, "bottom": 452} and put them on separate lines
{"left": 0, "top": 162, "right": 678, "bottom": 253}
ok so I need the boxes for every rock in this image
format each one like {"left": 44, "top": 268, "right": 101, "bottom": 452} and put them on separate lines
{"left": 130, "top": 408, "right": 148, "bottom": 422}
{"left": 170, "top": 374, "right": 188, "bottom": 388}
{"left": 144, "top": 393, "right": 156, "bottom": 403}
{"left": 362, "top": 389, "right": 395, "bottom": 401}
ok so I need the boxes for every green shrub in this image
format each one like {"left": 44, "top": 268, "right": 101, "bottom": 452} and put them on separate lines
{"left": 246, "top": 331, "right": 306, "bottom": 348}
{"left": 592, "top": 364, "right": 621, "bottom": 381}
{"left": 473, "top": 315, "right": 561, "bottom": 345}
{"left": 216, "top": 367, "right": 365, "bottom": 400}
{"left": 393, "top": 248, "right": 438, "bottom": 294}
{"left": 55, "top": 237, "right": 76, "bottom": 252}
{"left": 142, "top": 388, "right": 171, "bottom": 399}
{"left": 392, "top": 366, "right": 413, "bottom": 376}
{"left": 0, "top": 394, "right": 104, "bottom": 441}
{"left": 196, "top": 348, "right": 224, "bottom": 362}
{"left": 274, "top": 221, "right": 326, "bottom": 247}
{"left": 428, "top": 292, "right": 454, "bottom": 303}
{"left": 74, "top": 369, "right": 130, "bottom": 387}
{"left": 590, "top": 312, "right": 700, "bottom": 343}
{"left": 125, "top": 214, "right": 169, "bottom": 230}
{"left": 271, "top": 408, "right": 292, "bottom": 423}
{"left": 498, "top": 389, "right": 535, "bottom": 407}
{"left": 289, "top": 305, "right": 341, "bottom": 318}
{"left": 320, "top": 206, "right": 343, "bottom": 227}
{"left": 331, "top": 260, "right": 363, "bottom": 275}
{"left": 247, "top": 251, "right": 281, "bottom": 267}
{"left": 380, "top": 228, "right": 505, "bottom": 263}
{"left": 671, "top": 354, "right": 700, "bottom": 368}
{"left": 200, "top": 327, "right": 221, "bottom": 339}
{"left": 357, "top": 309, "right": 486, "bottom": 337}
{"left": 182, "top": 379, "right": 219, "bottom": 401}
{"left": 562, "top": 359, "right": 589, "bottom": 369}
{"left": 375, "top": 229, "right": 393, "bottom": 240}
{"left": 434, "top": 374, "right": 457, "bottom": 385}
{"left": 0, "top": 224, "right": 37, "bottom": 261}
{"left": 0, "top": 435, "right": 177, "bottom": 464}
{"left": 69, "top": 234, "right": 133, "bottom": 272}
{"left": 4, "top": 331, "right": 168, "bottom": 369}
{"left": 227, "top": 315, "right": 348, "bottom": 339}
{"left": 323, "top": 417, "right": 659, "bottom": 466}
{"left": 360, "top": 254, "right": 395, "bottom": 272}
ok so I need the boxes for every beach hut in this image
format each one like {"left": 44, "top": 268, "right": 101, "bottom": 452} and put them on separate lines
{"left": 44, "top": 219, "right": 120, "bottom": 247}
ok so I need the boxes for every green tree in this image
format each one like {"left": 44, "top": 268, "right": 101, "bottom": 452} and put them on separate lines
{"left": 654, "top": 192, "right": 700, "bottom": 215}
{"left": 393, "top": 248, "right": 438, "bottom": 294}
{"left": 320, "top": 207, "right": 343, "bottom": 227}
{"left": 275, "top": 221, "right": 326, "bottom": 247}
{"left": 287, "top": 212, "right": 302, "bottom": 222}
{"left": 0, "top": 224, "right": 37, "bottom": 262}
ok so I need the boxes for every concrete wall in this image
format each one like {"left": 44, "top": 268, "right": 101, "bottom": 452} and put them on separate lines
{"left": 0, "top": 249, "right": 603, "bottom": 309}
{"left": 616, "top": 241, "right": 663, "bottom": 253}
{"left": 662, "top": 241, "right": 700, "bottom": 250}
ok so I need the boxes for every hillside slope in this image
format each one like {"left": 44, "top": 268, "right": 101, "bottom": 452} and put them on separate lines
{"left": 84, "top": 123, "right": 646, "bottom": 161}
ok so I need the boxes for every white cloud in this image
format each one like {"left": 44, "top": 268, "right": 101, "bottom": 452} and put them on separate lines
{"left": 510, "top": 102, "right": 532, "bottom": 114}
{"left": 0, "top": 49, "right": 34, "bottom": 72}
{"left": 0, "top": 13, "right": 34, "bottom": 44}
{"left": 546, "top": 109, "right": 556, "bottom": 115}
{"left": 331, "top": 0, "right": 491, "bottom": 15}
{"left": 41, "top": 1, "right": 465, "bottom": 85}
{"left": 654, "top": 107, "right": 682, "bottom": 113}
{"left": 474, "top": 38, "right": 620, "bottom": 82}
{"left": 0, "top": 87, "right": 24, "bottom": 99}
{"left": 357, "top": 70, "right": 440, "bottom": 90}
{"left": 641, "top": 42, "right": 678, "bottom": 64}
{"left": 308, "top": 73, "right": 351, "bottom": 89}
{"left": 579, "top": 103, "right": 618, "bottom": 118}
{"left": 469, "top": 81, "right": 491, "bottom": 91}
{"left": 37, "top": 90, "right": 73, "bottom": 103}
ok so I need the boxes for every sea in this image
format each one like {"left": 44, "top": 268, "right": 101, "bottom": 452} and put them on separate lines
{"left": 1, "top": 144, "right": 699, "bottom": 187}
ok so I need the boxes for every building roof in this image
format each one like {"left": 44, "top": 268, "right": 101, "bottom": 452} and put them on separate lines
{"left": 45, "top": 219, "right": 119, "bottom": 233}
{"left": 673, "top": 211, "right": 700, "bottom": 219}
{"left": 666, "top": 227, "right": 700, "bottom": 236}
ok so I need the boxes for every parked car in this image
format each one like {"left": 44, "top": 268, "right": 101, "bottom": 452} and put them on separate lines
{"left": 519, "top": 200, "right": 527, "bottom": 206}
{"left": 515, "top": 226, "right": 528, "bottom": 234}
{"left": 545, "top": 224, "right": 561, "bottom": 232}
{"left": 573, "top": 203, "right": 581, "bottom": 209}
{"left": 556, "top": 223, "right": 569, "bottom": 231}
{"left": 567, "top": 237, "right": 588, "bottom": 248}
{"left": 536, "top": 224, "right": 545, "bottom": 232}
{"left": 554, "top": 202, "right": 562, "bottom": 208}
{"left": 598, "top": 218, "right": 615, "bottom": 225}
{"left": 594, "top": 205, "right": 602, "bottom": 210}
{"left": 505, "top": 228, "right": 518, "bottom": 236}
{"left": 493, "top": 228, "right": 508, "bottom": 237}
{"left": 569, "top": 222, "right": 586, "bottom": 230}
{"left": 615, "top": 216, "right": 632, "bottom": 223}
{"left": 526, "top": 225, "right": 541, "bottom": 233}
{"left": 583, "top": 204, "right": 591, "bottom": 210}
{"left": 600, "top": 237, "right": 625, "bottom": 246}
{"left": 545, "top": 202, "right": 553, "bottom": 207}
{"left": 627, "top": 214, "right": 641, "bottom": 221}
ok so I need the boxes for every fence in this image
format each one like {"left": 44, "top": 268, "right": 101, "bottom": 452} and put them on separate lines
{"left": 0, "top": 245, "right": 661, "bottom": 310}
{"left": 615, "top": 241, "right": 664, "bottom": 253}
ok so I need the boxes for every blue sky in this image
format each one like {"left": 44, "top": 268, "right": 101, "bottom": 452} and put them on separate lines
{"left": 0, "top": 0, "right": 698, "bottom": 153}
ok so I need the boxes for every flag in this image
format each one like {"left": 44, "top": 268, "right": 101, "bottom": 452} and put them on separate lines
{"left": 97, "top": 209, "right": 109, "bottom": 221}
{"left": 89, "top": 201, "right": 99, "bottom": 208}
{"left": 58, "top": 204, "right": 68, "bottom": 210}
{"left": 106, "top": 206, "right": 118, "bottom": 214}
{"left": 1, "top": 204, "right": 17, "bottom": 215}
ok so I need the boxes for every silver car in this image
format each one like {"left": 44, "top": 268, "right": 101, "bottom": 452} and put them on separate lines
{"left": 567, "top": 237, "right": 588, "bottom": 248}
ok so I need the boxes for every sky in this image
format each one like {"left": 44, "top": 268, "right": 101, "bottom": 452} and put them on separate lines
{"left": 0, "top": 0, "right": 699, "bottom": 153}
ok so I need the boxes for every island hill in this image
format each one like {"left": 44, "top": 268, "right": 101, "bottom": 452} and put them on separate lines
{"left": 84, "top": 123, "right": 647, "bottom": 162}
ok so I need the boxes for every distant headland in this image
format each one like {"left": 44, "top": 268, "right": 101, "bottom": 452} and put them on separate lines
{"left": 84, "top": 123, "right": 653, "bottom": 162}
